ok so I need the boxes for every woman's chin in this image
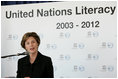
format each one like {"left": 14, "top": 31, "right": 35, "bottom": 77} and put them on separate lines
{"left": 29, "top": 51, "right": 37, "bottom": 54}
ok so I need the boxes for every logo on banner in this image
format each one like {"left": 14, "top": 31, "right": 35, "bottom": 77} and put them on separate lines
{"left": 74, "top": 65, "right": 85, "bottom": 72}
{"left": 101, "top": 42, "right": 114, "bottom": 48}
{"left": 73, "top": 43, "right": 85, "bottom": 49}
{"left": 7, "top": 34, "right": 18, "bottom": 40}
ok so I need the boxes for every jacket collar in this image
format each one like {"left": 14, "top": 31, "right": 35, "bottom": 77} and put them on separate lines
{"left": 24, "top": 51, "right": 42, "bottom": 65}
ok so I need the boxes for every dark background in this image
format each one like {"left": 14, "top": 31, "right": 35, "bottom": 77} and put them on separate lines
{"left": 1, "top": 1, "right": 57, "bottom": 6}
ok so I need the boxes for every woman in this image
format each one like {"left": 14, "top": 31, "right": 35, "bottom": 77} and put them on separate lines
{"left": 16, "top": 32, "right": 54, "bottom": 78}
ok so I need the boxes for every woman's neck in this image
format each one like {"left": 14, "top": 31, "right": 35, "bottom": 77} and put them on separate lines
{"left": 30, "top": 51, "right": 38, "bottom": 58}
{"left": 29, "top": 51, "right": 38, "bottom": 64}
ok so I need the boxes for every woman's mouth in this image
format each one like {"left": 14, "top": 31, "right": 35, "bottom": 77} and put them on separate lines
{"left": 30, "top": 48, "right": 35, "bottom": 51}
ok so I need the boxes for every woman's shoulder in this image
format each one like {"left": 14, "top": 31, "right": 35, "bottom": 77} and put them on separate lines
{"left": 18, "top": 55, "right": 29, "bottom": 63}
{"left": 40, "top": 54, "right": 51, "bottom": 59}
{"left": 38, "top": 52, "right": 52, "bottom": 61}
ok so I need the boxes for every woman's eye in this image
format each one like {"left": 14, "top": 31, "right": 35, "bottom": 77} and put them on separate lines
{"left": 26, "top": 42, "right": 29, "bottom": 45}
{"left": 32, "top": 41, "right": 35, "bottom": 43}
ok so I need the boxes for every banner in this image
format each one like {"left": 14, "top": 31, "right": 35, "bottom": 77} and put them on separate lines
{"left": 1, "top": 1, "right": 117, "bottom": 78}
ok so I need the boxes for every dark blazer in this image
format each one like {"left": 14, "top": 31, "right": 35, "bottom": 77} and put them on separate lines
{"left": 16, "top": 52, "right": 54, "bottom": 78}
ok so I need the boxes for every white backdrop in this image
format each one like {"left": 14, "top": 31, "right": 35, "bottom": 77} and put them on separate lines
{"left": 1, "top": 1, "right": 117, "bottom": 78}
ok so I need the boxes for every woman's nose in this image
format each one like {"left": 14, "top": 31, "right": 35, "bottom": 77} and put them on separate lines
{"left": 30, "top": 42, "right": 33, "bottom": 46}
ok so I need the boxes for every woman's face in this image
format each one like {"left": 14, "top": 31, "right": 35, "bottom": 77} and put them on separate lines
{"left": 25, "top": 37, "right": 38, "bottom": 54}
